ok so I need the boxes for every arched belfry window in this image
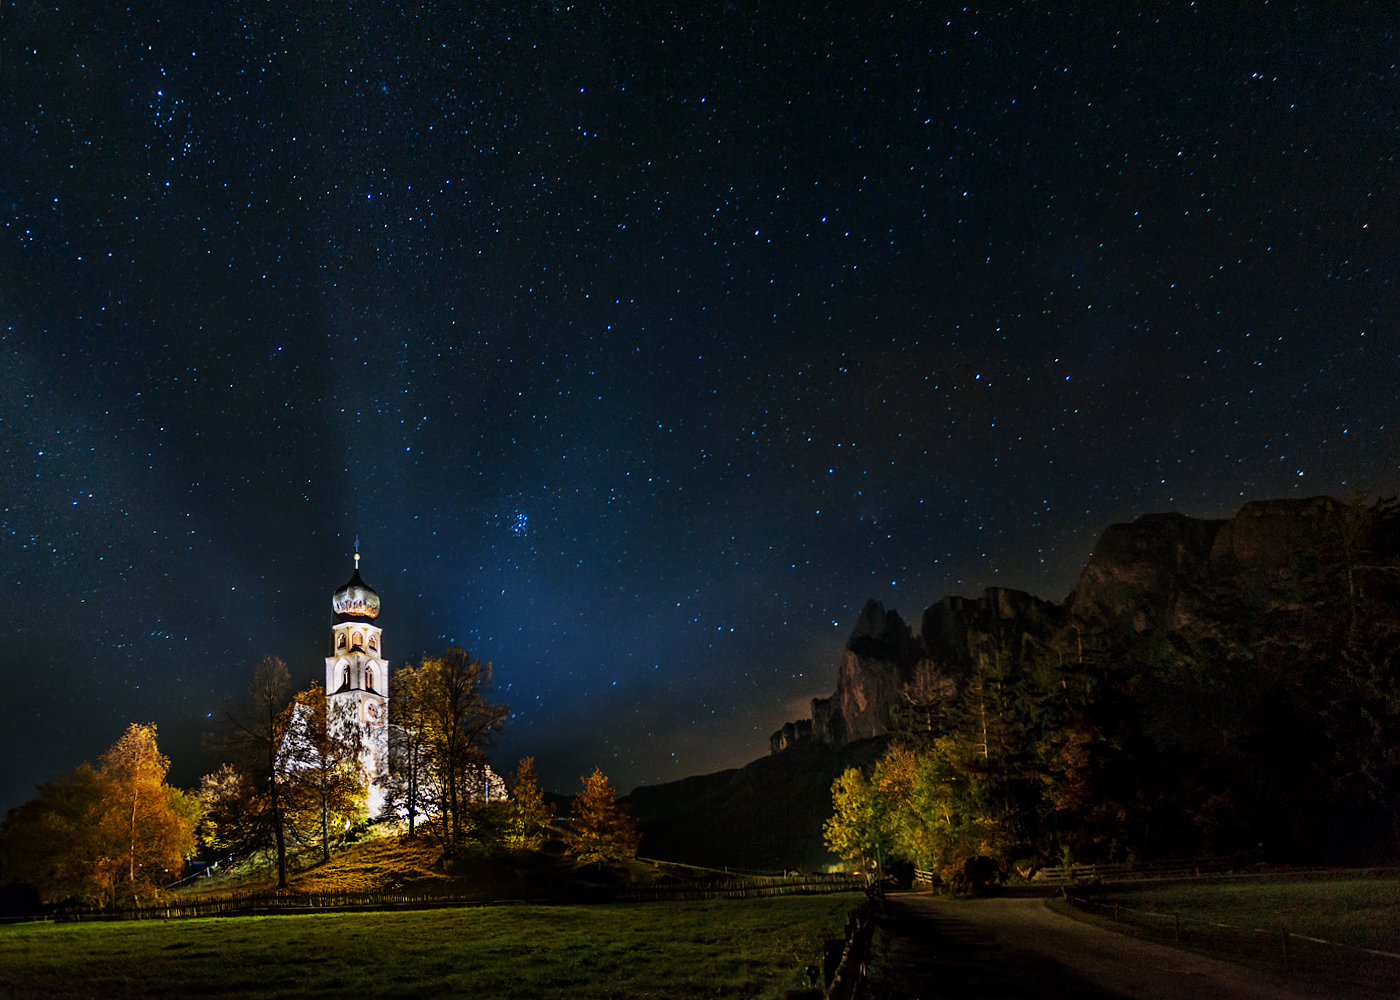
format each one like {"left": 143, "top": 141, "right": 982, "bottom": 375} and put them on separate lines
{"left": 368, "top": 634, "right": 378, "bottom": 652}
{"left": 337, "top": 633, "right": 347, "bottom": 650}
{"left": 351, "top": 631, "right": 364, "bottom": 650}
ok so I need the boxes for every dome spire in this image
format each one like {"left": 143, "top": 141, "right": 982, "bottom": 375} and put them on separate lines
{"left": 333, "top": 543, "right": 380, "bottom": 619}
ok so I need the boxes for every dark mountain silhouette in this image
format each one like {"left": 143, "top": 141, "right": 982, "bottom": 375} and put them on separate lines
{"left": 631, "top": 496, "right": 1400, "bottom": 869}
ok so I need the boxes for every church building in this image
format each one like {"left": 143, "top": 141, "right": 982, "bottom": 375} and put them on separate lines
{"left": 318, "top": 548, "right": 507, "bottom": 820}
{"left": 326, "top": 549, "right": 390, "bottom": 816}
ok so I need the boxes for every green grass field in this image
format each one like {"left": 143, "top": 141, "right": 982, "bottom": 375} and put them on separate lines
{"left": 1052, "top": 871, "right": 1400, "bottom": 990}
{"left": 1055, "top": 871, "right": 1400, "bottom": 951}
{"left": 0, "top": 893, "right": 859, "bottom": 999}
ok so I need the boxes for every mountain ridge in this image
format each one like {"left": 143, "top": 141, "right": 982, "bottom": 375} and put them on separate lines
{"left": 630, "top": 495, "right": 1400, "bottom": 869}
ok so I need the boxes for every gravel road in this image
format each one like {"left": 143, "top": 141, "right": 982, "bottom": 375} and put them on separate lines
{"left": 869, "top": 892, "right": 1396, "bottom": 1000}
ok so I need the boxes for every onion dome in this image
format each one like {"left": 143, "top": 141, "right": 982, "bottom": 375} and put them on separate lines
{"left": 333, "top": 566, "right": 380, "bottom": 619}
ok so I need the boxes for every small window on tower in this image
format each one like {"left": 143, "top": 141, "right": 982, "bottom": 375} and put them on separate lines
{"left": 337, "top": 633, "right": 347, "bottom": 650}
{"left": 341, "top": 666, "right": 350, "bottom": 690}
{"left": 352, "top": 631, "right": 364, "bottom": 650}
{"left": 369, "top": 634, "right": 378, "bottom": 652}
{"left": 366, "top": 668, "right": 376, "bottom": 693}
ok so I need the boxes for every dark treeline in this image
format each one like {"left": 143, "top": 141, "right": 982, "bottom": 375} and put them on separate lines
{"left": 825, "top": 496, "right": 1400, "bottom": 882}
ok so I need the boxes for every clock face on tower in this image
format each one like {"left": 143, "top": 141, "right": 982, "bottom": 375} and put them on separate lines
{"left": 365, "top": 700, "right": 383, "bottom": 724}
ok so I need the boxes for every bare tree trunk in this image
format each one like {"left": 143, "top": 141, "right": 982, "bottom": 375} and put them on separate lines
{"left": 448, "top": 765, "right": 459, "bottom": 842}
{"left": 407, "top": 746, "right": 418, "bottom": 837}
{"left": 272, "top": 776, "right": 287, "bottom": 889}
{"left": 129, "top": 796, "right": 137, "bottom": 888}
{"left": 269, "top": 733, "right": 288, "bottom": 888}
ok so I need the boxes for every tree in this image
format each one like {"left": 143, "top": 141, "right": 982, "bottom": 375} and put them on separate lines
{"left": 383, "top": 662, "right": 433, "bottom": 837}
{"left": 0, "top": 764, "right": 115, "bottom": 906}
{"left": 1323, "top": 616, "right": 1400, "bottom": 848}
{"left": 98, "top": 723, "right": 199, "bottom": 902}
{"left": 206, "top": 655, "right": 300, "bottom": 887}
{"left": 506, "top": 757, "right": 554, "bottom": 848}
{"left": 1029, "top": 623, "right": 1150, "bottom": 865}
{"left": 195, "top": 763, "right": 262, "bottom": 859}
{"left": 826, "top": 636, "right": 1077, "bottom": 883}
{"left": 414, "top": 648, "right": 508, "bottom": 843}
{"left": 0, "top": 726, "right": 197, "bottom": 907}
{"left": 570, "top": 768, "right": 639, "bottom": 863}
{"left": 823, "top": 766, "right": 887, "bottom": 871}
{"left": 288, "top": 684, "right": 367, "bottom": 862}
{"left": 889, "top": 661, "right": 958, "bottom": 740}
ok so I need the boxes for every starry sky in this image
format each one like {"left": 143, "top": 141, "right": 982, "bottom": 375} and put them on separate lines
{"left": 3, "top": 5, "right": 1398, "bottom": 813}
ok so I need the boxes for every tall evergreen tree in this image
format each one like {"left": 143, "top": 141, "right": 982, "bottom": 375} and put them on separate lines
{"left": 571, "top": 768, "right": 639, "bottom": 863}
{"left": 507, "top": 756, "right": 554, "bottom": 848}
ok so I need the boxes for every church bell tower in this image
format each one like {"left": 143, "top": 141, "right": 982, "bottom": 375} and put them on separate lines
{"left": 326, "top": 542, "right": 389, "bottom": 815}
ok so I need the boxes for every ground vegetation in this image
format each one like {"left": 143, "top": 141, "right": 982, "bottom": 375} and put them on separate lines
{"left": 0, "top": 892, "right": 856, "bottom": 999}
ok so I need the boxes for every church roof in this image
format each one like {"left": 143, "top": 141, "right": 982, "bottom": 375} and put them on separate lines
{"left": 333, "top": 566, "right": 380, "bottom": 620}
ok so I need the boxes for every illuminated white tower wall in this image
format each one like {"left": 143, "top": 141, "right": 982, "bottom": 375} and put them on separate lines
{"left": 325, "top": 549, "right": 390, "bottom": 816}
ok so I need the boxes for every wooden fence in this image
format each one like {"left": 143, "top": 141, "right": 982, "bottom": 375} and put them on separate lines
{"left": 822, "top": 891, "right": 879, "bottom": 1000}
{"left": 18, "top": 871, "right": 864, "bottom": 924}
{"left": 1031, "top": 852, "right": 1260, "bottom": 884}
{"left": 907, "top": 853, "right": 1261, "bottom": 889}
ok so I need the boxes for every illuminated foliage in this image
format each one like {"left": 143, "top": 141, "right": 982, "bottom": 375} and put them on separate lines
{"left": 570, "top": 768, "right": 639, "bottom": 863}
{"left": 507, "top": 756, "right": 554, "bottom": 848}
{"left": 288, "top": 683, "right": 367, "bottom": 862}
{"left": 0, "top": 724, "right": 197, "bottom": 907}
{"left": 98, "top": 723, "right": 199, "bottom": 901}
{"left": 384, "top": 650, "right": 508, "bottom": 844}
{"left": 384, "top": 662, "right": 434, "bottom": 836}
{"left": 414, "top": 649, "right": 509, "bottom": 843}
{"left": 823, "top": 766, "right": 885, "bottom": 868}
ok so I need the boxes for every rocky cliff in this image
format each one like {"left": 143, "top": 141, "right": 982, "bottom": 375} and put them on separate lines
{"left": 773, "top": 495, "right": 1399, "bottom": 753}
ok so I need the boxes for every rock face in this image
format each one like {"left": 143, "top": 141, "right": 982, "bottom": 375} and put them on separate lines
{"left": 772, "top": 496, "right": 1393, "bottom": 752}
{"left": 810, "top": 600, "right": 922, "bottom": 746}
{"left": 1070, "top": 496, "right": 1367, "bottom": 636}
{"left": 777, "top": 587, "right": 1066, "bottom": 752}
{"left": 769, "top": 719, "right": 812, "bottom": 753}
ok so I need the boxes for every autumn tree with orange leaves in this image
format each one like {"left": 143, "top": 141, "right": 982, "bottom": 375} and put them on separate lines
{"left": 0, "top": 723, "right": 198, "bottom": 906}
{"left": 570, "top": 768, "right": 639, "bottom": 863}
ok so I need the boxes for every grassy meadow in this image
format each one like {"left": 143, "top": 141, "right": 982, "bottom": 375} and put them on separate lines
{"left": 1054, "top": 871, "right": 1400, "bottom": 951}
{"left": 0, "top": 893, "right": 859, "bottom": 999}
{"left": 1052, "top": 871, "right": 1400, "bottom": 990}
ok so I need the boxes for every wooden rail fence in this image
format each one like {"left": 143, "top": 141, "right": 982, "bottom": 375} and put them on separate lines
{"left": 10, "top": 872, "right": 864, "bottom": 924}
{"left": 1031, "top": 852, "right": 1260, "bottom": 884}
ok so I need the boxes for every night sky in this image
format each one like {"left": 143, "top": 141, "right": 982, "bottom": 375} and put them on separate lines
{"left": 4, "top": 5, "right": 1397, "bottom": 813}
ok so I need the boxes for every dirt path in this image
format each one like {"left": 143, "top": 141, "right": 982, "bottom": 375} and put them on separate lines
{"left": 869, "top": 892, "right": 1394, "bottom": 1000}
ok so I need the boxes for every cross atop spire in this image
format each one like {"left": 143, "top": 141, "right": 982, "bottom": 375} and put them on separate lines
{"left": 354, "top": 535, "right": 361, "bottom": 570}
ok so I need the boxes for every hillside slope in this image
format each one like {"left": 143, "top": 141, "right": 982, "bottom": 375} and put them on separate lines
{"left": 625, "top": 737, "right": 887, "bottom": 871}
